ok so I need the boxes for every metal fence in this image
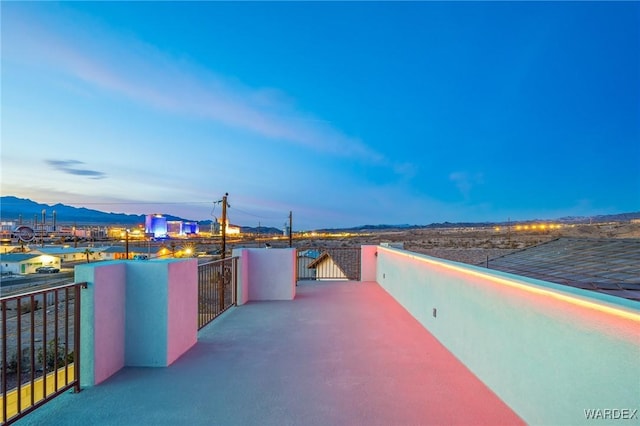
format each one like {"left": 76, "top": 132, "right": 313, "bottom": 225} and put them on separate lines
{"left": 198, "top": 257, "right": 237, "bottom": 330}
{"left": 1, "top": 282, "right": 85, "bottom": 425}
{"left": 296, "top": 247, "right": 362, "bottom": 281}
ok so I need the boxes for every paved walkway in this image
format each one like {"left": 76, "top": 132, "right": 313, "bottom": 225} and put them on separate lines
{"left": 17, "top": 281, "right": 523, "bottom": 425}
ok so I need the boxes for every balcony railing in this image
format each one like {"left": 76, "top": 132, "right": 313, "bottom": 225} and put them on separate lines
{"left": 0, "top": 282, "right": 85, "bottom": 425}
{"left": 198, "top": 257, "right": 237, "bottom": 329}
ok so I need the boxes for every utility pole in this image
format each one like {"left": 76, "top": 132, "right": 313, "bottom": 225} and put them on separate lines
{"left": 41, "top": 209, "right": 46, "bottom": 247}
{"left": 125, "top": 229, "right": 129, "bottom": 260}
{"left": 288, "top": 211, "right": 293, "bottom": 248}
{"left": 221, "top": 193, "right": 228, "bottom": 259}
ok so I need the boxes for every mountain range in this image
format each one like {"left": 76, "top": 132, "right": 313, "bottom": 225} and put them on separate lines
{"left": 0, "top": 196, "right": 283, "bottom": 233}
{"left": 1, "top": 196, "right": 639, "bottom": 231}
{"left": 0, "top": 196, "right": 175, "bottom": 225}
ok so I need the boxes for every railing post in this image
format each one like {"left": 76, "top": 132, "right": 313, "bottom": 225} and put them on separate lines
{"left": 2, "top": 298, "right": 7, "bottom": 424}
{"left": 74, "top": 283, "right": 85, "bottom": 393}
{"left": 17, "top": 296, "right": 22, "bottom": 416}
{"left": 218, "top": 262, "right": 225, "bottom": 313}
{"left": 233, "top": 257, "right": 238, "bottom": 305}
{"left": 42, "top": 293, "right": 47, "bottom": 404}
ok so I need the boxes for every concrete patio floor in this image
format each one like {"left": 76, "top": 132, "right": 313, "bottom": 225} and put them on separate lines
{"left": 16, "top": 281, "right": 523, "bottom": 425}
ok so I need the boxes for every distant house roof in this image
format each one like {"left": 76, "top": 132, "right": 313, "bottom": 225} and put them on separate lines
{"left": 298, "top": 249, "right": 320, "bottom": 259}
{"left": 307, "top": 248, "right": 361, "bottom": 280}
{"left": 486, "top": 238, "right": 640, "bottom": 302}
{"left": 0, "top": 253, "right": 42, "bottom": 262}
{"left": 33, "top": 247, "right": 88, "bottom": 255}
{"left": 99, "top": 246, "right": 164, "bottom": 255}
{"left": 101, "top": 246, "right": 126, "bottom": 254}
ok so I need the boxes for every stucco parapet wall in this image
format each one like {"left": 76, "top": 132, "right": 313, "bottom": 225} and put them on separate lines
{"left": 76, "top": 259, "right": 198, "bottom": 386}
{"left": 233, "top": 248, "right": 296, "bottom": 304}
{"left": 375, "top": 246, "right": 639, "bottom": 425}
{"left": 376, "top": 245, "right": 640, "bottom": 318}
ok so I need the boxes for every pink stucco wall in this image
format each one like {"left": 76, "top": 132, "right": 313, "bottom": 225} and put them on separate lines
{"left": 167, "top": 259, "right": 198, "bottom": 365}
{"left": 237, "top": 250, "right": 250, "bottom": 305}
{"left": 247, "top": 249, "right": 295, "bottom": 301}
{"left": 233, "top": 248, "right": 295, "bottom": 303}
{"left": 93, "top": 264, "right": 126, "bottom": 385}
{"left": 360, "top": 245, "right": 377, "bottom": 281}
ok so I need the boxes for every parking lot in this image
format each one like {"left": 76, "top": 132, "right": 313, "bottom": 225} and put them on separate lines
{"left": 1, "top": 269, "right": 75, "bottom": 297}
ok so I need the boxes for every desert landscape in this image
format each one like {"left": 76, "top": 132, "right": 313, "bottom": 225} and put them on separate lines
{"left": 292, "top": 221, "right": 640, "bottom": 266}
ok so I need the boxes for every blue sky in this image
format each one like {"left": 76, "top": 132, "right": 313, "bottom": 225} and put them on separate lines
{"left": 2, "top": 2, "right": 639, "bottom": 229}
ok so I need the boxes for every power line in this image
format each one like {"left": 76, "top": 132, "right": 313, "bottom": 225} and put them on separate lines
{"left": 229, "top": 205, "right": 287, "bottom": 221}
{"left": 1, "top": 201, "right": 215, "bottom": 206}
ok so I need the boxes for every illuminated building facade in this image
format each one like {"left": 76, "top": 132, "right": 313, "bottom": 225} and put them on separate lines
{"left": 166, "top": 221, "right": 199, "bottom": 237}
{"left": 145, "top": 214, "right": 168, "bottom": 238}
{"left": 183, "top": 222, "right": 199, "bottom": 235}
{"left": 167, "top": 221, "right": 182, "bottom": 236}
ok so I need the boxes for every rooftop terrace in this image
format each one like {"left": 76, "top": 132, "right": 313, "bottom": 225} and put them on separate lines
{"left": 4, "top": 245, "right": 639, "bottom": 425}
{"left": 15, "top": 281, "right": 522, "bottom": 425}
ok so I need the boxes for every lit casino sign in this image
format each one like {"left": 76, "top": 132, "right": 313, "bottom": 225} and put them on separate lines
{"left": 15, "top": 225, "right": 35, "bottom": 242}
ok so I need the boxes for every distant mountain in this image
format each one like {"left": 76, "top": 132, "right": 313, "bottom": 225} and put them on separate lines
{"left": 318, "top": 224, "right": 423, "bottom": 232}
{"left": 0, "top": 196, "right": 187, "bottom": 225}
{"left": 555, "top": 212, "right": 640, "bottom": 223}
{"left": 319, "top": 211, "right": 640, "bottom": 232}
{"left": 2, "top": 196, "right": 638, "bottom": 230}
{"left": 241, "top": 226, "right": 285, "bottom": 235}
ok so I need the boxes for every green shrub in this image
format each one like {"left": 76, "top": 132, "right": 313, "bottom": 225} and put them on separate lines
{"left": 20, "top": 300, "right": 39, "bottom": 314}
{"left": 37, "top": 339, "right": 74, "bottom": 370}
{"left": 6, "top": 347, "right": 32, "bottom": 373}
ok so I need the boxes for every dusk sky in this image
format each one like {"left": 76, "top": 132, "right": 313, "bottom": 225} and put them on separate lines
{"left": 2, "top": 2, "right": 639, "bottom": 229}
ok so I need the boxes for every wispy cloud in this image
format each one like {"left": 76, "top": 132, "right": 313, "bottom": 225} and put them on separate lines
{"left": 4, "top": 6, "right": 398, "bottom": 170}
{"left": 46, "top": 159, "right": 106, "bottom": 179}
{"left": 449, "top": 171, "right": 484, "bottom": 201}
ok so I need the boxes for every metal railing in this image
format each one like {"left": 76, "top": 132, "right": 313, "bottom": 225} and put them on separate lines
{"left": 1, "top": 282, "right": 85, "bottom": 425}
{"left": 296, "top": 247, "right": 362, "bottom": 281}
{"left": 198, "top": 257, "right": 237, "bottom": 330}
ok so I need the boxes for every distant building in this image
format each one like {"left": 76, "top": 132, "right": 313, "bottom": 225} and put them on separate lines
{"left": 100, "top": 246, "right": 129, "bottom": 260}
{"left": 97, "top": 245, "right": 166, "bottom": 261}
{"left": 0, "top": 246, "right": 22, "bottom": 254}
{"left": 213, "top": 219, "right": 240, "bottom": 235}
{"left": 0, "top": 253, "right": 61, "bottom": 275}
{"left": 167, "top": 221, "right": 181, "bottom": 236}
{"left": 380, "top": 242, "right": 405, "bottom": 250}
{"left": 226, "top": 223, "right": 241, "bottom": 235}
{"left": 0, "top": 221, "right": 15, "bottom": 243}
{"left": 183, "top": 222, "right": 199, "bottom": 235}
{"left": 306, "top": 249, "right": 361, "bottom": 281}
{"left": 297, "top": 249, "right": 320, "bottom": 280}
{"left": 167, "top": 221, "right": 200, "bottom": 237}
{"left": 145, "top": 214, "right": 168, "bottom": 238}
{"left": 32, "top": 246, "right": 99, "bottom": 263}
